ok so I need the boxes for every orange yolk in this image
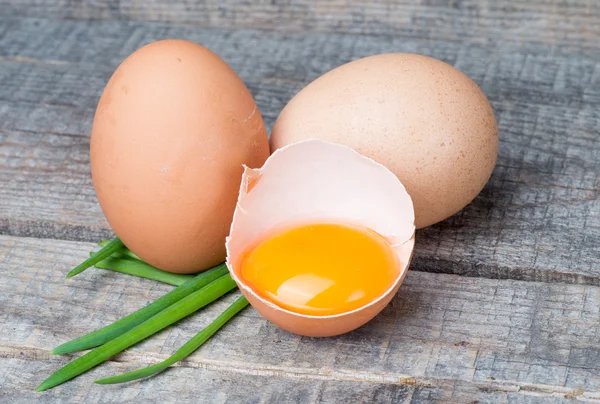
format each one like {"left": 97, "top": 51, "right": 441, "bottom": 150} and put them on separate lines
{"left": 240, "top": 223, "right": 399, "bottom": 316}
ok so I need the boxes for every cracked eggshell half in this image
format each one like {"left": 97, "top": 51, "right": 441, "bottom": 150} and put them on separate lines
{"left": 226, "top": 139, "right": 415, "bottom": 337}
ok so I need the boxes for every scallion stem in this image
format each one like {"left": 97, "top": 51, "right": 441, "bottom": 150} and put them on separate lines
{"left": 66, "top": 237, "right": 125, "bottom": 278}
{"left": 51, "top": 263, "right": 228, "bottom": 355}
{"left": 95, "top": 296, "right": 249, "bottom": 384}
{"left": 93, "top": 254, "right": 194, "bottom": 287}
{"left": 98, "top": 239, "right": 141, "bottom": 261}
{"left": 37, "top": 274, "right": 238, "bottom": 392}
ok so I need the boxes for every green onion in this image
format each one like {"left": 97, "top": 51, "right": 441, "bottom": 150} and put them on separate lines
{"left": 51, "top": 263, "right": 228, "bottom": 355}
{"left": 37, "top": 274, "right": 238, "bottom": 392}
{"left": 98, "top": 239, "right": 141, "bottom": 261}
{"left": 93, "top": 254, "right": 194, "bottom": 287}
{"left": 66, "top": 237, "right": 125, "bottom": 278}
{"left": 96, "top": 296, "right": 249, "bottom": 385}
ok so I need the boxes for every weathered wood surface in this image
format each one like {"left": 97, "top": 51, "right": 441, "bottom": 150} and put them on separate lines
{"left": 1, "top": 17, "right": 600, "bottom": 285}
{"left": 1, "top": 0, "right": 600, "bottom": 402}
{"left": 3, "top": 235, "right": 600, "bottom": 402}
{"left": 3, "top": 0, "right": 599, "bottom": 50}
{"left": 3, "top": 358, "right": 419, "bottom": 404}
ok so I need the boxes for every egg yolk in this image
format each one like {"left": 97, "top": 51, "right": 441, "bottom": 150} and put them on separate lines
{"left": 240, "top": 223, "right": 399, "bottom": 316}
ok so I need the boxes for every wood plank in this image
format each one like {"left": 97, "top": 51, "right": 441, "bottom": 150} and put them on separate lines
{"left": 2, "top": 235, "right": 600, "bottom": 402}
{"left": 3, "top": 358, "right": 420, "bottom": 404}
{"left": 1, "top": 18, "right": 599, "bottom": 284}
{"left": 1, "top": 0, "right": 598, "bottom": 51}
{"left": 4, "top": 358, "right": 589, "bottom": 404}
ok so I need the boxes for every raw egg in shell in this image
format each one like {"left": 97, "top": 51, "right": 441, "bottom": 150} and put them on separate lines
{"left": 226, "top": 139, "right": 415, "bottom": 337}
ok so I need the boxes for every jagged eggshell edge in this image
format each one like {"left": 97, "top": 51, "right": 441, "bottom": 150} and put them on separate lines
{"left": 226, "top": 138, "right": 415, "bottom": 337}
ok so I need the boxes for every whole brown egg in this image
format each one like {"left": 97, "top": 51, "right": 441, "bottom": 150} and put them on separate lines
{"left": 90, "top": 39, "right": 270, "bottom": 273}
{"left": 270, "top": 53, "right": 498, "bottom": 228}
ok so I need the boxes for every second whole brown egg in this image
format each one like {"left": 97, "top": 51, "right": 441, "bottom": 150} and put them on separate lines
{"left": 271, "top": 53, "right": 499, "bottom": 228}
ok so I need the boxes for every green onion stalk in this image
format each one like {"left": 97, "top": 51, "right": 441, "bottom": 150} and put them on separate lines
{"left": 37, "top": 238, "right": 247, "bottom": 392}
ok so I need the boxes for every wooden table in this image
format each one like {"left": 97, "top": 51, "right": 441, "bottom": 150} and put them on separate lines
{"left": 2, "top": 1, "right": 599, "bottom": 402}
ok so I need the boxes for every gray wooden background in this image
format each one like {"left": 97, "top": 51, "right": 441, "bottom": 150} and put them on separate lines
{"left": 1, "top": 1, "right": 599, "bottom": 403}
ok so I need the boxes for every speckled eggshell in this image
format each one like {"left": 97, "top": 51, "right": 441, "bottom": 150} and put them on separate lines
{"left": 270, "top": 53, "right": 498, "bottom": 228}
{"left": 91, "top": 39, "right": 270, "bottom": 273}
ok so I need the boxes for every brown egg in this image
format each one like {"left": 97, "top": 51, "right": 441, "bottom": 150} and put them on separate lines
{"left": 271, "top": 53, "right": 498, "bottom": 228}
{"left": 91, "top": 39, "right": 269, "bottom": 273}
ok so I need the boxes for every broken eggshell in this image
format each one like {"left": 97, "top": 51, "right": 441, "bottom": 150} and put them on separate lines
{"left": 226, "top": 139, "right": 415, "bottom": 337}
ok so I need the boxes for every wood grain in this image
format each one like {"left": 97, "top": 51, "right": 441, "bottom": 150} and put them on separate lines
{"left": 2, "top": 235, "right": 600, "bottom": 402}
{"left": 1, "top": 3, "right": 600, "bottom": 401}
{"left": 2, "top": 0, "right": 598, "bottom": 51}
{"left": 3, "top": 358, "right": 420, "bottom": 404}
{"left": 1, "top": 18, "right": 599, "bottom": 285}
